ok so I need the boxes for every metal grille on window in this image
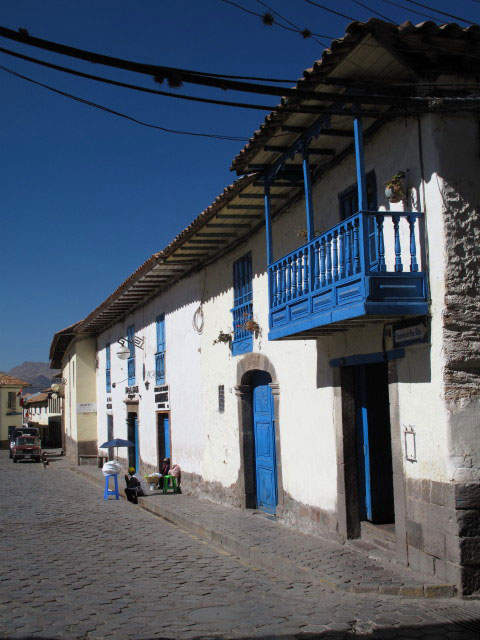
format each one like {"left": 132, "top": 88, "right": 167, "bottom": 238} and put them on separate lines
{"left": 218, "top": 385, "right": 225, "bottom": 413}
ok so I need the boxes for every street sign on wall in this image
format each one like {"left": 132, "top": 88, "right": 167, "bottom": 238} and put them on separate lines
{"left": 392, "top": 317, "right": 429, "bottom": 348}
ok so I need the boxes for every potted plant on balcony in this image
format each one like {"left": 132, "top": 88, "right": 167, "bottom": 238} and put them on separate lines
{"left": 384, "top": 171, "right": 406, "bottom": 203}
{"left": 213, "top": 330, "right": 233, "bottom": 346}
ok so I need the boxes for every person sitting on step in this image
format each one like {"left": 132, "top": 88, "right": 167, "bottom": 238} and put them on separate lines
{"left": 124, "top": 467, "right": 145, "bottom": 504}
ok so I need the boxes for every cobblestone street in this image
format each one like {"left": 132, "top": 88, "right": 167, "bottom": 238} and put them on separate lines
{"left": 1, "top": 451, "right": 480, "bottom": 640}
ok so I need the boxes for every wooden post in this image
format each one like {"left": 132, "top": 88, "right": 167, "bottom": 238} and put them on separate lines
{"left": 264, "top": 180, "right": 273, "bottom": 266}
{"left": 302, "top": 146, "right": 315, "bottom": 242}
{"left": 353, "top": 114, "right": 367, "bottom": 211}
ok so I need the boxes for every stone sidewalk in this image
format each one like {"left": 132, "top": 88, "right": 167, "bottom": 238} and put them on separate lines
{"left": 73, "top": 464, "right": 456, "bottom": 599}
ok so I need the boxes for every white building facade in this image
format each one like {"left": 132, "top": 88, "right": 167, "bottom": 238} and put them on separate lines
{"left": 52, "top": 22, "right": 480, "bottom": 594}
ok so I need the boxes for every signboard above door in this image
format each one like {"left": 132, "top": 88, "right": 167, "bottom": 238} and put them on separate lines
{"left": 392, "top": 317, "right": 429, "bottom": 349}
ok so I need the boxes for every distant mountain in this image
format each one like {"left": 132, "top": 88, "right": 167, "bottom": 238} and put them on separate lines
{"left": 6, "top": 362, "right": 60, "bottom": 393}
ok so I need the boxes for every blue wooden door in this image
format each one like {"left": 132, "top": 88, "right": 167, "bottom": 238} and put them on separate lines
{"left": 354, "top": 363, "right": 394, "bottom": 524}
{"left": 134, "top": 415, "right": 140, "bottom": 472}
{"left": 354, "top": 366, "right": 372, "bottom": 521}
{"left": 164, "top": 417, "right": 170, "bottom": 460}
{"left": 253, "top": 373, "right": 277, "bottom": 514}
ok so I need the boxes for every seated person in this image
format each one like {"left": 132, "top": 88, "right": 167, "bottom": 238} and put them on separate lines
{"left": 158, "top": 457, "right": 171, "bottom": 489}
{"left": 124, "top": 467, "right": 145, "bottom": 504}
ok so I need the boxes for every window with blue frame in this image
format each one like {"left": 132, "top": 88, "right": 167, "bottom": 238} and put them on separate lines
{"left": 106, "top": 343, "right": 111, "bottom": 393}
{"left": 231, "top": 253, "right": 253, "bottom": 356}
{"left": 155, "top": 314, "right": 166, "bottom": 385}
{"left": 127, "top": 325, "right": 136, "bottom": 385}
{"left": 339, "top": 171, "right": 378, "bottom": 267}
{"left": 338, "top": 171, "right": 377, "bottom": 220}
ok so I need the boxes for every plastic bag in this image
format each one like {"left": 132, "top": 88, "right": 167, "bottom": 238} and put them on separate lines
{"left": 102, "top": 460, "right": 122, "bottom": 476}
{"left": 169, "top": 464, "right": 181, "bottom": 478}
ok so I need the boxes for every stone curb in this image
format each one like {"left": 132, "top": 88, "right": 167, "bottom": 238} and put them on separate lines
{"left": 71, "top": 466, "right": 456, "bottom": 599}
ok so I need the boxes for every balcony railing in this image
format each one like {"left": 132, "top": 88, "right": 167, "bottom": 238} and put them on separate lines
{"left": 269, "top": 210, "right": 428, "bottom": 340}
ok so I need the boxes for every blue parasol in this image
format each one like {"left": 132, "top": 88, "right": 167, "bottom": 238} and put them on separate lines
{"left": 99, "top": 438, "right": 135, "bottom": 461}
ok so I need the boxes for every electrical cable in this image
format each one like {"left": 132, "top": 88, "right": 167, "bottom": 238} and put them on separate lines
{"left": 2, "top": 41, "right": 466, "bottom": 110}
{"left": 377, "top": 0, "right": 448, "bottom": 22}
{"left": 399, "top": 0, "right": 477, "bottom": 26}
{"left": 220, "top": 0, "right": 332, "bottom": 40}
{"left": 302, "top": 0, "right": 358, "bottom": 22}
{"left": 347, "top": 0, "right": 397, "bottom": 23}
{"left": 254, "top": 0, "right": 329, "bottom": 45}
{"left": 2, "top": 43, "right": 479, "bottom": 120}
{"left": 0, "top": 46, "right": 282, "bottom": 112}
{"left": 217, "top": 1, "right": 480, "bottom": 65}
{"left": 0, "top": 64, "right": 253, "bottom": 141}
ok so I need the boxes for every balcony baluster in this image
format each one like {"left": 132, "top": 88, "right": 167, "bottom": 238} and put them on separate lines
{"left": 408, "top": 215, "right": 419, "bottom": 272}
{"left": 376, "top": 215, "right": 387, "bottom": 271}
{"left": 393, "top": 215, "right": 403, "bottom": 272}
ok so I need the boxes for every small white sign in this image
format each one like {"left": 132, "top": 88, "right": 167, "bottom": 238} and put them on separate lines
{"left": 404, "top": 426, "right": 417, "bottom": 462}
{"left": 77, "top": 402, "right": 97, "bottom": 413}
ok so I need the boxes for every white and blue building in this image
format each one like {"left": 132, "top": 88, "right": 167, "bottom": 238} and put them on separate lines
{"left": 51, "top": 20, "right": 480, "bottom": 594}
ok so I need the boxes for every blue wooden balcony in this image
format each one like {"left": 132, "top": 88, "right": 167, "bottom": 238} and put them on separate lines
{"left": 268, "top": 210, "right": 428, "bottom": 340}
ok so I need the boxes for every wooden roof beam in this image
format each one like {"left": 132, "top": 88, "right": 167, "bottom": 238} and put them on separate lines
{"left": 226, "top": 204, "right": 263, "bottom": 210}
{"left": 281, "top": 126, "right": 354, "bottom": 137}
{"left": 217, "top": 213, "right": 263, "bottom": 219}
{"left": 264, "top": 146, "right": 335, "bottom": 156}
{"left": 238, "top": 193, "right": 286, "bottom": 199}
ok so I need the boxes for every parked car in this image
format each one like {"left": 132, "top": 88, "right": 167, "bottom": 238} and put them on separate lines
{"left": 9, "top": 427, "right": 40, "bottom": 458}
{"left": 12, "top": 436, "right": 42, "bottom": 463}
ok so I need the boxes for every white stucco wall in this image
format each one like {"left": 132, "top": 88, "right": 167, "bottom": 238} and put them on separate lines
{"left": 90, "top": 112, "right": 474, "bottom": 521}
{"left": 96, "top": 272, "right": 203, "bottom": 473}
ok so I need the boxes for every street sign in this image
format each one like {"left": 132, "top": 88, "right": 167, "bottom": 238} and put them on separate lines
{"left": 392, "top": 317, "right": 429, "bottom": 348}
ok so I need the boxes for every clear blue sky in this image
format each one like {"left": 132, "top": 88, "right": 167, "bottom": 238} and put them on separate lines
{"left": 0, "top": 0, "right": 475, "bottom": 370}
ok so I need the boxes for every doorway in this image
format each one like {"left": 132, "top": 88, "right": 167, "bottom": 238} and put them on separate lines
{"left": 127, "top": 412, "right": 139, "bottom": 471}
{"left": 157, "top": 413, "right": 170, "bottom": 465}
{"left": 107, "top": 414, "right": 114, "bottom": 461}
{"left": 252, "top": 371, "right": 277, "bottom": 514}
{"left": 353, "top": 362, "right": 394, "bottom": 524}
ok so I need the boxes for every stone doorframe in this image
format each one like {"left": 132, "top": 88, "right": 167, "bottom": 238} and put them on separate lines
{"left": 334, "top": 361, "right": 408, "bottom": 563}
{"left": 235, "top": 353, "right": 284, "bottom": 513}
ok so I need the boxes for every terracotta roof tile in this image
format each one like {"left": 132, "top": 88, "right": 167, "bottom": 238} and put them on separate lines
{"left": 0, "top": 373, "right": 30, "bottom": 387}
{"left": 230, "top": 19, "right": 480, "bottom": 174}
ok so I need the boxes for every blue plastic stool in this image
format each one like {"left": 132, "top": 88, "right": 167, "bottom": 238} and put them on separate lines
{"left": 104, "top": 473, "right": 119, "bottom": 500}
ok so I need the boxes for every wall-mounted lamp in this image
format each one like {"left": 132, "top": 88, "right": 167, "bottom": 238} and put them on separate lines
{"left": 116, "top": 335, "right": 144, "bottom": 360}
{"left": 116, "top": 345, "right": 130, "bottom": 360}
{"left": 145, "top": 380, "right": 150, "bottom": 391}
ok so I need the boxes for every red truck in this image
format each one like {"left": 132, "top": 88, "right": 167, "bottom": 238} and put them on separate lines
{"left": 12, "top": 435, "right": 42, "bottom": 463}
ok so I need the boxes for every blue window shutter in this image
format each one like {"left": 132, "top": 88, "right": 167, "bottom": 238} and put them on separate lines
{"left": 156, "top": 314, "right": 165, "bottom": 352}
{"left": 106, "top": 343, "right": 111, "bottom": 393}
{"left": 127, "top": 325, "right": 135, "bottom": 385}
{"left": 232, "top": 253, "right": 253, "bottom": 356}
{"left": 127, "top": 325, "right": 135, "bottom": 358}
{"left": 156, "top": 315, "right": 166, "bottom": 385}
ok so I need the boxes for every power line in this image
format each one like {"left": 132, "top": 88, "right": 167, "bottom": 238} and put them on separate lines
{"left": 0, "top": 63, "right": 250, "bottom": 141}
{"left": 4, "top": 39, "right": 477, "bottom": 112}
{"left": 254, "top": 0, "right": 328, "bottom": 45}
{"left": 302, "top": 0, "right": 358, "bottom": 22}
{"left": 0, "top": 24, "right": 297, "bottom": 85}
{"left": 2, "top": 21, "right": 480, "bottom": 102}
{"left": 218, "top": 2, "right": 480, "bottom": 65}
{"left": 399, "top": 0, "right": 477, "bottom": 25}
{"left": 347, "top": 0, "right": 396, "bottom": 23}
{"left": 0, "top": 46, "right": 281, "bottom": 112}
{"left": 378, "top": 0, "right": 448, "bottom": 22}
{"left": 219, "top": 0, "right": 332, "bottom": 40}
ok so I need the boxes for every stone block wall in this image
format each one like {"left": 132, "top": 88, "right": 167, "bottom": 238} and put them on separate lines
{"left": 405, "top": 477, "right": 480, "bottom": 594}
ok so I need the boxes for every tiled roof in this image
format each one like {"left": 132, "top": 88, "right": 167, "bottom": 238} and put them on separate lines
{"left": 231, "top": 19, "right": 480, "bottom": 174}
{"left": 0, "top": 373, "right": 30, "bottom": 387}
{"left": 49, "top": 321, "right": 81, "bottom": 369}
{"left": 75, "top": 174, "right": 257, "bottom": 336}
{"left": 52, "top": 19, "right": 480, "bottom": 343}
{"left": 24, "top": 392, "right": 48, "bottom": 404}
